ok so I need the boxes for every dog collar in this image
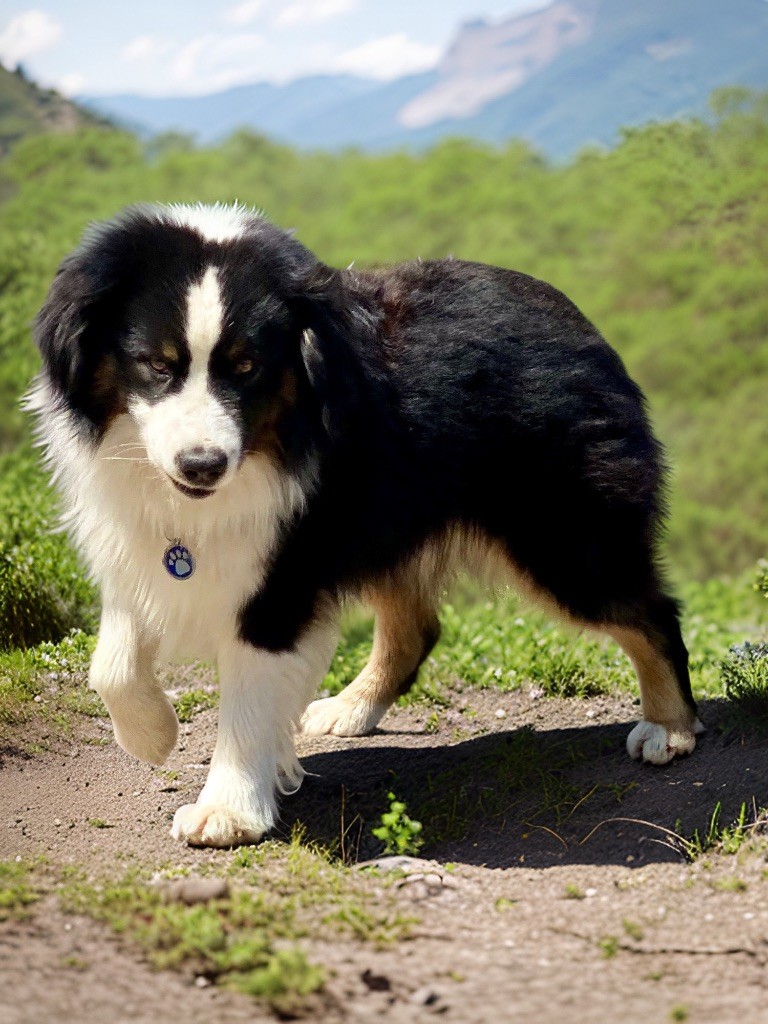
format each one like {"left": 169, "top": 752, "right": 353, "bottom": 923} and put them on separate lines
{"left": 162, "top": 540, "right": 195, "bottom": 580}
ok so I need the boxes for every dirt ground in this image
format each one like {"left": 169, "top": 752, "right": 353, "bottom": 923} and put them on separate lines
{"left": 2, "top": 687, "right": 768, "bottom": 1024}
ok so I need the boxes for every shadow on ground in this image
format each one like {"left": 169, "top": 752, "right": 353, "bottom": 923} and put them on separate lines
{"left": 282, "top": 698, "right": 768, "bottom": 869}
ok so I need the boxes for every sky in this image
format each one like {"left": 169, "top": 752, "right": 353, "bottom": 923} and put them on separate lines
{"left": 0, "top": 1, "right": 550, "bottom": 97}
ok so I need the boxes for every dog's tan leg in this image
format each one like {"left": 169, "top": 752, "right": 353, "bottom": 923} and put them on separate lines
{"left": 89, "top": 605, "right": 178, "bottom": 766}
{"left": 607, "top": 626, "right": 703, "bottom": 764}
{"left": 301, "top": 583, "right": 440, "bottom": 736}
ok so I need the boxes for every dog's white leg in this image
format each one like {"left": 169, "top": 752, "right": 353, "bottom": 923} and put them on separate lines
{"left": 172, "top": 614, "right": 339, "bottom": 848}
{"left": 90, "top": 605, "right": 178, "bottom": 766}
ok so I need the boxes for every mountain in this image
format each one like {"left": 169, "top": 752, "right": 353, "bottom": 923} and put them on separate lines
{"left": 83, "top": 0, "right": 768, "bottom": 158}
{"left": 0, "top": 63, "right": 110, "bottom": 156}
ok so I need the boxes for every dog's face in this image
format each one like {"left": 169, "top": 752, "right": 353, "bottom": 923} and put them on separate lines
{"left": 34, "top": 204, "right": 351, "bottom": 497}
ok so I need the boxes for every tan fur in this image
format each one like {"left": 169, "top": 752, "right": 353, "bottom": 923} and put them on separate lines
{"left": 606, "top": 626, "right": 695, "bottom": 728}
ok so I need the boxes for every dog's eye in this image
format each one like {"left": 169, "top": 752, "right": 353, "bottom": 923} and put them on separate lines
{"left": 234, "top": 358, "right": 254, "bottom": 376}
{"left": 146, "top": 357, "right": 171, "bottom": 376}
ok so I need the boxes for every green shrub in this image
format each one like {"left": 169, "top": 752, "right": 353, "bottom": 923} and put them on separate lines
{"left": 722, "top": 641, "right": 768, "bottom": 726}
{"left": 0, "top": 450, "right": 96, "bottom": 648}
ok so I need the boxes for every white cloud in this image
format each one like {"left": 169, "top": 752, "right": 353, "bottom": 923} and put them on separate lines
{"left": 121, "top": 35, "right": 171, "bottom": 63}
{"left": 275, "top": 0, "right": 358, "bottom": 28}
{"left": 0, "top": 9, "right": 62, "bottom": 67}
{"left": 331, "top": 33, "right": 440, "bottom": 80}
{"left": 171, "top": 33, "right": 265, "bottom": 93}
{"left": 56, "top": 72, "right": 86, "bottom": 96}
{"left": 223, "top": 1, "right": 265, "bottom": 26}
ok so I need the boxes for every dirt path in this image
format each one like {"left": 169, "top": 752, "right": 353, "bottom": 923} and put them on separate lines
{"left": 2, "top": 689, "right": 768, "bottom": 1023}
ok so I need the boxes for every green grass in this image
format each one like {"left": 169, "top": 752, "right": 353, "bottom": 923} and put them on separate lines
{"left": 0, "top": 859, "right": 43, "bottom": 920}
{"left": 173, "top": 688, "right": 219, "bottom": 722}
{"left": 0, "top": 629, "right": 98, "bottom": 732}
{"left": 58, "top": 830, "right": 412, "bottom": 1011}
{"left": 673, "top": 801, "right": 766, "bottom": 861}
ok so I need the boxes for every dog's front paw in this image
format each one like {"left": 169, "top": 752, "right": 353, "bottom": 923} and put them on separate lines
{"left": 171, "top": 804, "right": 267, "bottom": 848}
{"left": 300, "top": 694, "right": 386, "bottom": 737}
{"left": 110, "top": 690, "right": 179, "bottom": 765}
{"left": 627, "top": 717, "right": 705, "bottom": 764}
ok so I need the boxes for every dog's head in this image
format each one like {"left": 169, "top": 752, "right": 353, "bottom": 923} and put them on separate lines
{"left": 34, "top": 203, "right": 370, "bottom": 498}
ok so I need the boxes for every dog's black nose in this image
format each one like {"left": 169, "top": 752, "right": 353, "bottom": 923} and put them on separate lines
{"left": 175, "top": 446, "right": 228, "bottom": 488}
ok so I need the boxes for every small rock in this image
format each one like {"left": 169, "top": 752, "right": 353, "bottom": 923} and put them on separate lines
{"left": 425, "top": 873, "right": 443, "bottom": 888}
{"left": 410, "top": 987, "right": 440, "bottom": 1007}
{"left": 494, "top": 709, "right": 506, "bottom": 719}
{"left": 361, "top": 968, "right": 391, "bottom": 992}
{"left": 585, "top": 709, "right": 596, "bottom": 720}
{"left": 161, "top": 878, "right": 230, "bottom": 905}
{"left": 194, "top": 976, "right": 211, "bottom": 988}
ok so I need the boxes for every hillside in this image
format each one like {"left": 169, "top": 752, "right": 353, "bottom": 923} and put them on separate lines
{"left": 82, "top": 0, "right": 768, "bottom": 157}
{"left": 0, "top": 63, "right": 109, "bottom": 157}
{"left": 0, "top": 91, "right": 766, "bottom": 579}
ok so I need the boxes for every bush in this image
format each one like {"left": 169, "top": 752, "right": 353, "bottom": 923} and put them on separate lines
{"left": 0, "top": 450, "right": 96, "bottom": 648}
{"left": 721, "top": 641, "right": 768, "bottom": 727}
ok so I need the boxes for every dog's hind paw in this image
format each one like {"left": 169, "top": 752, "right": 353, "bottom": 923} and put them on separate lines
{"left": 300, "top": 694, "right": 387, "bottom": 736}
{"left": 170, "top": 804, "right": 267, "bottom": 848}
{"left": 626, "top": 717, "right": 704, "bottom": 765}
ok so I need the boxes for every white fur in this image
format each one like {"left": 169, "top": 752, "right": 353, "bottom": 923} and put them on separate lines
{"left": 301, "top": 694, "right": 388, "bottom": 736}
{"left": 626, "top": 717, "right": 705, "bottom": 764}
{"left": 163, "top": 201, "right": 256, "bottom": 242}
{"left": 172, "top": 617, "right": 339, "bottom": 847}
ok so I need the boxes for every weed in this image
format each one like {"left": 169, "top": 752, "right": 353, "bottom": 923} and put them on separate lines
{"left": 598, "top": 935, "right": 618, "bottom": 958}
{"left": 372, "top": 792, "right": 424, "bottom": 856}
{"left": 564, "top": 884, "right": 585, "bottom": 900}
{"left": 670, "top": 1006, "right": 689, "bottom": 1022}
{"left": 62, "top": 955, "right": 89, "bottom": 970}
{"left": 173, "top": 688, "right": 218, "bottom": 722}
{"left": 712, "top": 876, "right": 748, "bottom": 892}
{"left": 622, "top": 918, "right": 644, "bottom": 941}
{"left": 87, "top": 818, "right": 115, "bottom": 829}
{"left": 424, "top": 711, "right": 440, "bottom": 734}
{"left": 676, "top": 801, "right": 760, "bottom": 859}
{"left": 494, "top": 897, "right": 517, "bottom": 912}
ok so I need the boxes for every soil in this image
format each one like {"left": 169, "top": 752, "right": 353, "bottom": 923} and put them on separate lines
{"left": 2, "top": 686, "right": 768, "bottom": 1024}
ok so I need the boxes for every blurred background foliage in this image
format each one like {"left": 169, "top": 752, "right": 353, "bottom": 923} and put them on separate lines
{"left": 0, "top": 87, "right": 766, "bottom": 647}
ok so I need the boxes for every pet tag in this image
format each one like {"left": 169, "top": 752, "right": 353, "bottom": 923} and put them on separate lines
{"left": 163, "top": 541, "right": 195, "bottom": 580}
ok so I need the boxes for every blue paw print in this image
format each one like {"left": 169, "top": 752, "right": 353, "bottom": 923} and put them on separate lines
{"left": 164, "top": 544, "right": 195, "bottom": 580}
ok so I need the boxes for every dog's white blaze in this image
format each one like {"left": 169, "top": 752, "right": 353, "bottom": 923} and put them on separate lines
{"left": 185, "top": 265, "right": 224, "bottom": 364}
{"left": 129, "top": 265, "right": 243, "bottom": 485}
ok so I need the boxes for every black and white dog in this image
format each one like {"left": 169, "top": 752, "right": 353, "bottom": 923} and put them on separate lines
{"left": 29, "top": 203, "right": 702, "bottom": 847}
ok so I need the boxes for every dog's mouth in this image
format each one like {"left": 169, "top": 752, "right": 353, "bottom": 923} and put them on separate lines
{"left": 170, "top": 479, "right": 216, "bottom": 500}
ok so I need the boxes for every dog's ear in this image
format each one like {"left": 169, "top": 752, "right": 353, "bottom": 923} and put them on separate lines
{"left": 292, "top": 262, "right": 379, "bottom": 442}
{"left": 33, "top": 241, "right": 123, "bottom": 428}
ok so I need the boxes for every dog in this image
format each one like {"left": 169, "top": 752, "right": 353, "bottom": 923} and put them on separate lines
{"left": 29, "top": 202, "right": 703, "bottom": 848}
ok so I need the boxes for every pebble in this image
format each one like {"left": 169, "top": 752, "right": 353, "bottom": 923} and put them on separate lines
{"left": 409, "top": 986, "right": 440, "bottom": 1007}
{"left": 161, "top": 877, "right": 230, "bottom": 905}
{"left": 495, "top": 708, "right": 506, "bottom": 719}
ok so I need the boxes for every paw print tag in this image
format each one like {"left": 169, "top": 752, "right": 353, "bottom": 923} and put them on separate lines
{"left": 163, "top": 541, "right": 195, "bottom": 580}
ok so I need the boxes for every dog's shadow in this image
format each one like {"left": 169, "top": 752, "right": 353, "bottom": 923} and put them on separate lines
{"left": 280, "top": 700, "right": 768, "bottom": 869}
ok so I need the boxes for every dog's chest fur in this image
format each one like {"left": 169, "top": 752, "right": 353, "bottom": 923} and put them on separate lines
{"left": 32, "top": 386, "right": 306, "bottom": 660}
